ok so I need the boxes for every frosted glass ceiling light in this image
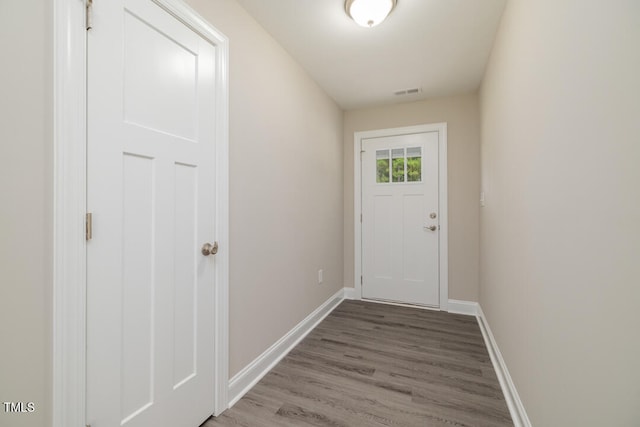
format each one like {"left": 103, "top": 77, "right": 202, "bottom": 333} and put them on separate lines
{"left": 346, "top": 0, "right": 397, "bottom": 28}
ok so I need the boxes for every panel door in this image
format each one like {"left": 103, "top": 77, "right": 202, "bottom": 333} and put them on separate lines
{"left": 86, "top": 0, "right": 218, "bottom": 426}
{"left": 361, "top": 132, "right": 440, "bottom": 306}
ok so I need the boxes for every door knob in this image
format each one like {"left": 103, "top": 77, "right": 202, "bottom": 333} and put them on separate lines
{"left": 424, "top": 225, "right": 437, "bottom": 231}
{"left": 202, "top": 242, "right": 218, "bottom": 256}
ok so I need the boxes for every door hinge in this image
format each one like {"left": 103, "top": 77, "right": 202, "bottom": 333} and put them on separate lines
{"left": 360, "top": 275, "right": 363, "bottom": 285}
{"left": 86, "top": 0, "right": 93, "bottom": 31}
{"left": 360, "top": 213, "right": 362, "bottom": 223}
{"left": 86, "top": 213, "right": 92, "bottom": 241}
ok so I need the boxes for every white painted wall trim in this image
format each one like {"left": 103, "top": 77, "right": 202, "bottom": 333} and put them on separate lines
{"left": 53, "top": 1, "right": 88, "bottom": 426}
{"left": 447, "top": 299, "right": 478, "bottom": 316}
{"left": 343, "top": 286, "right": 358, "bottom": 300}
{"left": 353, "top": 123, "right": 448, "bottom": 310}
{"left": 228, "top": 288, "right": 347, "bottom": 408}
{"left": 477, "top": 305, "right": 532, "bottom": 427}
{"left": 53, "top": 0, "right": 230, "bottom": 422}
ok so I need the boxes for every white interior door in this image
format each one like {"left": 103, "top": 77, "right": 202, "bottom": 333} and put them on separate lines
{"left": 86, "top": 0, "right": 219, "bottom": 426}
{"left": 361, "top": 132, "right": 440, "bottom": 306}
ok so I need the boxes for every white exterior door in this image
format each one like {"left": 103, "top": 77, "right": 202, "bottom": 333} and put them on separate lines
{"left": 86, "top": 0, "right": 219, "bottom": 426}
{"left": 362, "top": 131, "right": 440, "bottom": 306}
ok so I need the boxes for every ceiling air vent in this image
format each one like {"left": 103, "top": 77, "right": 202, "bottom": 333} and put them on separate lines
{"left": 394, "top": 87, "right": 422, "bottom": 96}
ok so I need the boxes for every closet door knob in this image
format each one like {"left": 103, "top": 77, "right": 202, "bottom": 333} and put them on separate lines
{"left": 202, "top": 242, "right": 218, "bottom": 256}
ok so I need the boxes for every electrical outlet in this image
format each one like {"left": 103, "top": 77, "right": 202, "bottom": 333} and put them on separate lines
{"left": 318, "top": 269, "right": 323, "bottom": 284}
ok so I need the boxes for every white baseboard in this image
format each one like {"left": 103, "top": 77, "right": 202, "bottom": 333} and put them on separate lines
{"left": 477, "top": 305, "right": 532, "bottom": 427}
{"left": 227, "top": 287, "right": 346, "bottom": 408}
{"left": 343, "top": 287, "right": 358, "bottom": 300}
{"left": 447, "top": 299, "right": 478, "bottom": 316}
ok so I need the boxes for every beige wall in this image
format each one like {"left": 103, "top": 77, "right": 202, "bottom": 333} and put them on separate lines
{"left": 479, "top": 0, "right": 640, "bottom": 425}
{"left": 185, "top": 0, "right": 344, "bottom": 377}
{"left": 0, "top": 1, "right": 52, "bottom": 427}
{"left": 343, "top": 94, "right": 481, "bottom": 302}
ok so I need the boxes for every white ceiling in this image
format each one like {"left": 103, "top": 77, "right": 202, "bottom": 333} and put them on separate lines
{"left": 235, "top": 0, "right": 507, "bottom": 110}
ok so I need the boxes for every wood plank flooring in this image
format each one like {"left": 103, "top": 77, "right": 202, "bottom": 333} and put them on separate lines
{"left": 203, "top": 300, "right": 513, "bottom": 427}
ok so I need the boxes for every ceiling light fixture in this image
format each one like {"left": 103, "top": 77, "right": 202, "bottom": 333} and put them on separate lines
{"left": 345, "top": 0, "right": 397, "bottom": 28}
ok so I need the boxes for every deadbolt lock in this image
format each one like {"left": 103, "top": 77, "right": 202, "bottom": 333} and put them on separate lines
{"left": 430, "top": 212, "right": 437, "bottom": 219}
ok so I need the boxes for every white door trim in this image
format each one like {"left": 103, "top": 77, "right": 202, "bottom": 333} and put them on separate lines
{"left": 52, "top": 1, "right": 230, "bottom": 425}
{"left": 353, "top": 123, "right": 448, "bottom": 310}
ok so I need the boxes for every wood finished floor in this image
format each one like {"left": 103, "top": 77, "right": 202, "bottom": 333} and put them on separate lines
{"left": 203, "top": 300, "right": 513, "bottom": 427}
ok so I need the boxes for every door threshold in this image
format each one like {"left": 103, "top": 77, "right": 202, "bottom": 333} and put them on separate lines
{"left": 360, "top": 297, "right": 441, "bottom": 311}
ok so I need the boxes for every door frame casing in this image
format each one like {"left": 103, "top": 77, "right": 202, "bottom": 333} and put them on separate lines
{"left": 52, "top": 1, "right": 230, "bottom": 425}
{"left": 353, "top": 123, "right": 448, "bottom": 310}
